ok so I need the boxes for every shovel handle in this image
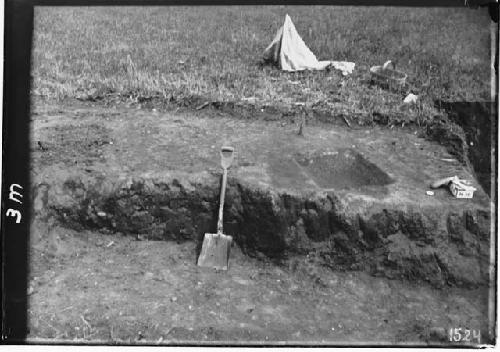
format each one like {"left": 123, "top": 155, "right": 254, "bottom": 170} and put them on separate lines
{"left": 217, "top": 167, "right": 228, "bottom": 234}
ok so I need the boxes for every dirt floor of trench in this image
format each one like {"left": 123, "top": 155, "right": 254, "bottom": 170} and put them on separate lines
{"left": 27, "top": 100, "right": 494, "bottom": 345}
{"left": 28, "top": 225, "right": 490, "bottom": 345}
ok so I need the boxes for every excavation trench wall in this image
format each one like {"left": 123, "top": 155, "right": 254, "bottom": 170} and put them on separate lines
{"left": 437, "top": 101, "right": 496, "bottom": 196}
{"left": 32, "top": 171, "right": 491, "bottom": 288}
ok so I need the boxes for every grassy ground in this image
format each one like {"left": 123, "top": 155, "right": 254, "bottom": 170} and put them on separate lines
{"left": 32, "top": 6, "right": 491, "bottom": 122}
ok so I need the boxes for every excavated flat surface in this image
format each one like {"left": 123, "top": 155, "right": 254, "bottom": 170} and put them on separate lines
{"left": 28, "top": 225, "right": 489, "bottom": 345}
{"left": 28, "top": 101, "right": 494, "bottom": 344}
{"left": 32, "top": 102, "right": 489, "bottom": 210}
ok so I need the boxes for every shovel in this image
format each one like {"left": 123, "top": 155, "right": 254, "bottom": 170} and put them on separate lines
{"left": 197, "top": 146, "right": 235, "bottom": 270}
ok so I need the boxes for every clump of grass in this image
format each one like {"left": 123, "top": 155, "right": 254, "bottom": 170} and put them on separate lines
{"left": 31, "top": 6, "right": 491, "bottom": 121}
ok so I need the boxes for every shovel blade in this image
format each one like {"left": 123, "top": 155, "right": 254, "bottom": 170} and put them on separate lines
{"left": 197, "top": 233, "right": 233, "bottom": 270}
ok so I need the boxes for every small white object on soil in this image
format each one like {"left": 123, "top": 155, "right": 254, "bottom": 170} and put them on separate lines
{"left": 403, "top": 93, "right": 418, "bottom": 104}
{"left": 426, "top": 191, "right": 434, "bottom": 196}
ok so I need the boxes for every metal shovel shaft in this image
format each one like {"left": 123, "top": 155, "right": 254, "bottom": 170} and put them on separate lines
{"left": 217, "top": 167, "right": 228, "bottom": 234}
{"left": 217, "top": 146, "right": 234, "bottom": 234}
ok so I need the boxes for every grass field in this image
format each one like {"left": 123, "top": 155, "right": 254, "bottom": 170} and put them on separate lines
{"left": 32, "top": 6, "right": 491, "bottom": 121}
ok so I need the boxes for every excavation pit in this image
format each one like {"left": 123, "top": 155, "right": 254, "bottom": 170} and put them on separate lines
{"left": 295, "top": 149, "right": 394, "bottom": 190}
{"left": 31, "top": 103, "right": 491, "bottom": 287}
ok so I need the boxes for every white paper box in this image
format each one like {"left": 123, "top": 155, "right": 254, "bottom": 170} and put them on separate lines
{"left": 449, "top": 181, "right": 476, "bottom": 199}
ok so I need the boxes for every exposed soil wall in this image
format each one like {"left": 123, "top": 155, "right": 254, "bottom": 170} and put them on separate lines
{"left": 434, "top": 101, "right": 496, "bottom": 195}
{"left": 32, "top": 173, "right": 491, "bottom": 288}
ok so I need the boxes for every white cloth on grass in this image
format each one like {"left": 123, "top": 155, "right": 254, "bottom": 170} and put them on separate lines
{"left": 263, "top": 14, "right": 355, "bottom": 75}
{"left": 403, "top": 93, "right": 419, "bottom": 104}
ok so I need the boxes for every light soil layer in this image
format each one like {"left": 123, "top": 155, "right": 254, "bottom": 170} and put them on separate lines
{"left": 27, "top": 226, "right": 489, "bottom": 344}
{"left": 28, "top": 102, "right": 493, "bottom": 343}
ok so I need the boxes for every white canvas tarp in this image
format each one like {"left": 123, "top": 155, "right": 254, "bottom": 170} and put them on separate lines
{"left": 263, "top": 14, "right": 355, "bottom": 75}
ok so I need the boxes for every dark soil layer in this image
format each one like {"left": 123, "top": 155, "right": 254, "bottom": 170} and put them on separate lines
{"left": 32, "top": 169, "right": 490, "bottom": 289}
{"left": 296, "top": 149, "right": 394, "bottom": 189}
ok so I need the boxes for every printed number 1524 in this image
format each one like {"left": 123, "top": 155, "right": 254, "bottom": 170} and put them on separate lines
{"left": 449, "top": 327, "right": 481, "bottom": 343}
